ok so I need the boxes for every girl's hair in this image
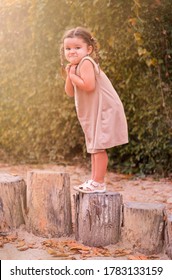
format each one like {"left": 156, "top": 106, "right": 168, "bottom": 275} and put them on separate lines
{"left": 60, "top": 27, "right": 100, "bottom": 76}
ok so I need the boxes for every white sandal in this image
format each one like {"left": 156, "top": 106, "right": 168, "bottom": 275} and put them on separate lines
{"left": 73, "top": 180, "right": 93, "bottom": 192}
{"left": 74, "top": 180, "right": 106, "bottom": 194}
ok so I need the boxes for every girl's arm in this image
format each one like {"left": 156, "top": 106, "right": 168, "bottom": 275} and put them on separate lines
{"left": 69, "top": 60, "right": 96, "bottom": 92}
{"left": 65, "top": 75, "right": 74, "bottom": 97}
{"left": 65, "top": 65, "right": 74, "bottom": 97}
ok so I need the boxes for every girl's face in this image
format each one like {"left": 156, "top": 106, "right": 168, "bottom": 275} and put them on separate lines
{"left": 64, "top": 37, "right": 93, "bottom": 65}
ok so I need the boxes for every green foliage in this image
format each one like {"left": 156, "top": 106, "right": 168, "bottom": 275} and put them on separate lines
{"left": 0, "top": 0, "right": 82, "bottom": 162}
{"left": 0, "top": 0, "right": 171, "bottom": 175}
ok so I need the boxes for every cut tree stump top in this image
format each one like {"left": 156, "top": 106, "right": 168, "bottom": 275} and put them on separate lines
{"left": 0, "top": 173, "right": 22, "bottom": 183}
{"left": 125, "top": 201, "right": 165, "bottom": 210}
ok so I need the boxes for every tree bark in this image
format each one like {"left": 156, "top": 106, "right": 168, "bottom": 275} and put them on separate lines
{"left": 165, "top": 214, "right": 172, "bottom": 259}
{"left": 0, "top": 173, "right": 26, "bottom": 232}
{"left": 26, "top": 170, "right": 72, "bottom": 237}
{"left": 122, "top": 201, "right": 166, "bottom": 254}
{"left": 74, "top": 192, "right": 122, "bottom": 247}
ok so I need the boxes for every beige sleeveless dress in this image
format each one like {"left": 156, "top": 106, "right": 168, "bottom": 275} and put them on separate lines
{"left": 74, "top": 56, "right": 128, "bottom": 154}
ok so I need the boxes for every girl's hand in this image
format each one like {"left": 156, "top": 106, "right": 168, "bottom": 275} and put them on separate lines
{"left": 68, "top": 60, "right": 95, "bottom": 92}
{"left": 69, "top": 64, "right": 77, "bottom": 75}
{"left": 65, "top": 64, "right": 71, "bottom": 75}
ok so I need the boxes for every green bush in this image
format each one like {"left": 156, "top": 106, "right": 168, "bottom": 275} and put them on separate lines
{"left": 0, "top": 0, "right": 171, "bottom": 175}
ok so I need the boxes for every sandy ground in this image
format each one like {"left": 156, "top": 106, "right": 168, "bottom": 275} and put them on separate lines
{"left": 0, "top": 162, "right": 172, "bottom": 260}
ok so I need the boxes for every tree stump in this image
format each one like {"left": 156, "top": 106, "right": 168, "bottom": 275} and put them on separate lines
{"left": 165, "top": 214, "right": 172, "bottom": 259}
{"left": 26, "top": 170, "right": 72, "bottom": 237}
{"left": 0, "top": 173, "right": 26, "bottom": 232}
{"left": 122, "top": 201, "right": 166, "bottom": 254}
{"left": 74, "top": 192, "right": 122, "bottom": 247}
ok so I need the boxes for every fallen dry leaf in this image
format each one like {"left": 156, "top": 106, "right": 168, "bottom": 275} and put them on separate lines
{"left": 70, "top": 245, "right": 90, "bottom": 252}
{"left": 91, "top": 248, "right": 111, "bottom": 257}
{"left": 148, "top": 255, "right": 159, "bottom": 260}
{"left": 113, "top": 248, "right": 132, "bottom": 257}
{"left": 137, "top": 255, "right": 148, "bottom": 260}
{"left": 53, "top": 253, "right": 70, "bottom": 258}
{"left": 56, "top": 244, "right": 66, "bottom": 253}
{"left": 28, "top": 242, "right": 37, "bottom": 249}
{"left": 69, "top": 256, "right": 77, "bottom": 260}
{"left": 128, "top": 255, "right": 140, "bottom": 260}
{"left": 77, "top": 249, "right": 89, "bottom": 254}
{"left": 6, "top": 234, "right": 18, "bottom": 242}
{"left": 17, "top": 245, "right": 29, "bottom": 251}
{"left": 81, "top": 253, "right": 94, "bottom": 259}
{"left": 65, "top": 240, "right": 90, "bottom": 251}
{"left": 43, "top": 240, "right": 69, "bottom": 254}
{"left": 16, "top": 240, "right": 26, "bottom": 248}
{"left": 0, "top": 238, "right": 8, "bottom": 245}
{"left": 128, "top": 254, "right": 148, "bottom": 260}
{"left": 42, "top": 239, "right": 54, "bottom": 247}
{"left": 46, "top": 248, "right": 70, "bottom": 258}
{"left": 69, "top": 249, "right": 82, "bottom": 255}
{"left": 46, "top": 248, "right": 59, "bottom": 256}
{"left": 62, "top": 240, "right": 78, "bottom": 246}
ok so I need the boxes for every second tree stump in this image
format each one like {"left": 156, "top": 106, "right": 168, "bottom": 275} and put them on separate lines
{"left": 74, "top": 192, "right": 122, "bottom": 247}
{"left": 26, "top": 170, "right": 72, "bottom": 238}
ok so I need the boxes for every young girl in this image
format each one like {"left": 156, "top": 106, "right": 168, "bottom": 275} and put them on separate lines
{"left": 60, "top": 27, "right": 128, "bottom": 193}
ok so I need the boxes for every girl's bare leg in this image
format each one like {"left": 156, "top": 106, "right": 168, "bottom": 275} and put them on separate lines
{"left": 91, "top": 151, "right": 108, "bottom": 183}
{"left": 91, "top": 154, "right": 95, "bottom": 180}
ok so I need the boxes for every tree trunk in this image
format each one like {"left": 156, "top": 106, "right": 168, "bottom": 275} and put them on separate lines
{"left": 0, "top": 173, "right": 26, "bottom": 232}
{"left": 74, "top": 192, "right": 122, "bottom": 247}
{"left": 122, "top": 201, "right": 166, "bottom": 254}
{"left": 165, "top": 214, "right": 172, "bottom": 259}
{"left": 26, "top": 170, "right": 72, "bottom": 237}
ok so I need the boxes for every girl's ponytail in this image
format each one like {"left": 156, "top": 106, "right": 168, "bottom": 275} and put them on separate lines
{"left": 60, "top": 45, "right": 66, "bottom": 79}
